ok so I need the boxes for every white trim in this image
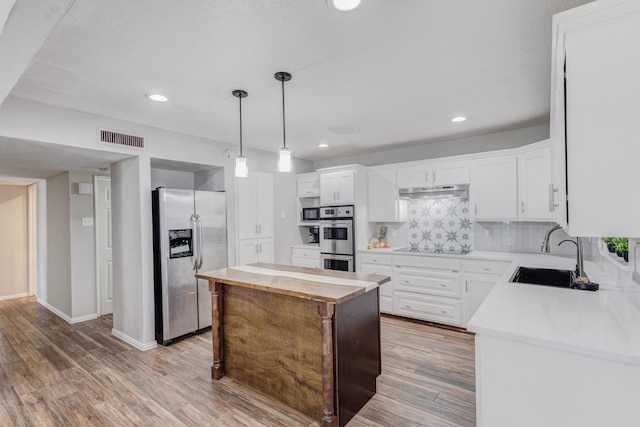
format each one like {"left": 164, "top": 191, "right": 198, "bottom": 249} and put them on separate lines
{"left": 0, "top": 292, "right": 29, "bottom": 301}
{"left": 111, "top": 328, "right": 158, "bottom": 351}
{"left": 70, "top": 313, "right": 98, "bottom": 324}
{"left": 27, "top": 184, "right": 37, "bottom": 297}
{"left": 37, "top": 298, "right": 72, "bottom": 323}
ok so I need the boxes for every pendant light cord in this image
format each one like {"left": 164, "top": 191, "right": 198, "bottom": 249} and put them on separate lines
{"left": 281, "top": 79, "right": 286, "bottom": 149}
{"left": 239, "top": 95, "right": 243, "bottom": 157}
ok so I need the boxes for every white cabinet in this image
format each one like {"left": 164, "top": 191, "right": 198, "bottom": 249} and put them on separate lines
{"left": 358, "top": 252, "right": 393, "bottom": 313}
{"left": 393, "top": 255, "right": 462, "bottom": 326}
{"left": 462, "top": 259, "right": 511, "bottom": 325}
{"left": 518, "top": 144, "right": 554, "bottom": 221}
{"left": 236, "top": 171, "right": 274, "bottom": 265}
{"left": 238, "top": 239, "right": 274, "bottom": 264}
{"left": 291, "top": 246, "right": 320, "bottom": 268}
{"left": 236, "top": 172, "right": 273, "bottom": 239}
{"left": 470, "top": 155, "right": 518, "bottom": 221}
{"left": 397, "top": 161, "right": 469, "bottom": 189}
{"left": 297, "top": 172, "right": 320, "bottom": 198}
{"left": 367, "top": 168, "right": 406, "bottom": 222}
{"left": 320, "top": 170, "right": 355, "bottom": 205}
{"left": 551, "top": 0, "right": 640, "bottom": 236}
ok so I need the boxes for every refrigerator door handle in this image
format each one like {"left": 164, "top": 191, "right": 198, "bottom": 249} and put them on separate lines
{"left": 190, "top": 214, "right": 198, "bottom": 270}
{"left": 196, "top": 214, "right": 204, "bottom": 270}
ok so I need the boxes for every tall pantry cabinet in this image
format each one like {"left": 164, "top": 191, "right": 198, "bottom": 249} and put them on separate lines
{"left": 235, "top": 171, "right": 274, "bottom": 264}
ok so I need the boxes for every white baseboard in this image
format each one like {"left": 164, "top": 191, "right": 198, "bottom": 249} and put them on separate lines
{"left": 0, "top": 292, "right": 29, "bottom": 301}
{"left": 37, "top": 298, "right": 73, "bottom": 323}
{"left": 36, "top": 299, "right": 98, "bottom": 324}
{"left": 111, "top": 328, "right": 157, "bottom": 351}
{"left": 70, "top": 313, "right": 98, "bottom": 324}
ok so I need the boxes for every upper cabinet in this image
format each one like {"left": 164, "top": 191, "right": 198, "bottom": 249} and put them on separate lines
{"left": 518, "top": 143, "right": 555, "bottom": 221}
{"left": 397, "top": 161, "right": 469, "bottom": 189}
{"left": 297, "top": 172, "right": 320, "bottom": 198}
{"left": 551, "top": 0, "right": 640, "bottom": 236}
{"left": 320, "top": 170, "right": 355, "bottom": 205}
{"left": 470, "top": 155, "right": 518, "bottom": 221}
{"left": 236, "top": 172, "right": 274, "bottom": 240}
{"left": 368, "top": 168, "right": 406, "bottom": 222}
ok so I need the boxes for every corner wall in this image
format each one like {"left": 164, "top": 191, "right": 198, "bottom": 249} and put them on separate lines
{"left": 45, "top": 172, "right": 71, "bottom": 316}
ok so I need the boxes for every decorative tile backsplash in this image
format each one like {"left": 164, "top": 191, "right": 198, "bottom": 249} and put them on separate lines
{"left": 407, "top": 198, "right": 473, "bottom": 254}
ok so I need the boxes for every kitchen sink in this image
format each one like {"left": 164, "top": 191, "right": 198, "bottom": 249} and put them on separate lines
{"left": 509, "top": 266, "right": 573, "bottom": 288}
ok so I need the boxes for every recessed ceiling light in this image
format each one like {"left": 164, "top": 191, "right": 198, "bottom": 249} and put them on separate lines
{"left": 327, "top": 0, "right": 362, "bottom": 12}
{"left": 318, "top": 143, "right": 329, "bottom": 148}
{"left": 451, "top": 116, "right": 467, "bottom": 122}
{"left": 146, "top": 93, "right": 168, "bottom": 102}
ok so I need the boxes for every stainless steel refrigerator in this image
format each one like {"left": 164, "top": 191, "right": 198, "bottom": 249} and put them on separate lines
{"left": 152, "top": 187, "right": 227, "bottom": 345}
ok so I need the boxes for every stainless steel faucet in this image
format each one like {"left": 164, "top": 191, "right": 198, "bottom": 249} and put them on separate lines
{"left": 541, "top": 224, "right": 562, "bottom": 253}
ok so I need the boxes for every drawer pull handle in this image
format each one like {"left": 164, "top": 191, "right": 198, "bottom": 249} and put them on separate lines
{"left": 404, "top": 305, "right": 411, "bottom": 309}
{"left": 483, "top": 268, "right": 490, "bottom": 271}
{"left": 440, "top": 284, "right": 446, "bottom": 287}
{"left": 452, "top": 270, "right": 459, "bottom": 273}
{"left": 404, "top": 280, "right": 410, "bottom": 283}
{"left": 441, "top": 310, "right": 447, "bottom": 314}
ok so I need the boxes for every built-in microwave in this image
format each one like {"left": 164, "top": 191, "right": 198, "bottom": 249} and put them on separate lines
{"left": 302, "top": 207, "right": 320, "bottom": 222}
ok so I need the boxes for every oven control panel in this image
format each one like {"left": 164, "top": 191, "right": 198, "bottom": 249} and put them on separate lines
{"left": 320, "top": 205, "right": 354, "bottom": 219}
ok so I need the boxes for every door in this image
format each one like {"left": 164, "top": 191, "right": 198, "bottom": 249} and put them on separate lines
{"left": 237, "top": 239, "right": 258, "bottom": 265}
{"left": 432, "top": 161, "right": 470, "bottom": 186}
{"left": 257, "top": 238, "right": 274, "bottom": 263}
{"left": 95, "top": 176, "right": 113, "bottom": 315}
{"left": 195, "top": 191, "right": 227, "bottom": 329}
{"left": 236, "top": 175, "right": 257, "bottom": 239}
{"left": 519, "top": 147, "right": 553, "bottom": 220}
{"left": 256, "top": 173, "right": 274, "bottom": 238}
{"left": 470, "top": 156, "right": 518, "bottom": 220}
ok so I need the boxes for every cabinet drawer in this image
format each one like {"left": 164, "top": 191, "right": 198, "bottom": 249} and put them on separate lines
{"left": 463, "top": 259, "right": 511, "bottom": 275}
{"left": 292, "top": 257, "right": 320, "bottom": 268}
{"left": 394, "top": 292, "right": 461, "bottom": 326}
{"left": 291, "top": 247, "right": 320, "bottom": 260}
{"left": 359, "top": 252, "right": 393, "bottom": 265}
{"left": 393, "top": 255, "right": 461, "bottom": 271}
{"left": 395, "top": 268, "right": 461, "bottom": 298}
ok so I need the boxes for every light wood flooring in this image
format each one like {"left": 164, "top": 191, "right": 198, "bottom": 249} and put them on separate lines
{"left": 0, "top": 297, "right": 475, "bottom": 426}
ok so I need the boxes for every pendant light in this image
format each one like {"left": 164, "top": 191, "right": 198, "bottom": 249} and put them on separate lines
{"left": 275, "top": 71, "right": 292, "bottom": 173}
{"left": 232, "top": 89, "right": 248, "bottom": 178}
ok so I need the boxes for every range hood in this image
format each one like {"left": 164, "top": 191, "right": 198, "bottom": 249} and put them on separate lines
{"left": 399, "top": 183, "right": 469, "bottom": 199}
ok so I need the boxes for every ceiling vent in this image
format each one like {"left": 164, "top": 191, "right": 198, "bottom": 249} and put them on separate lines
{"left": 99, "top": 129, "right": 145, "bottom": 149}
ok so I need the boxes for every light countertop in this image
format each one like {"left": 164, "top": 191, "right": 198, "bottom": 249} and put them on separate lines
{"left": 197, "top": 262, "right": 390, "bottom": 304}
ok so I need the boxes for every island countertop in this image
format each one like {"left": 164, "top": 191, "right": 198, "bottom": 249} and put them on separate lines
{"left": 196, "top": 262, "right": 390, "bottom": 304}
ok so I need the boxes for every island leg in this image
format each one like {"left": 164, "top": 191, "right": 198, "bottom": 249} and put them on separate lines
{"left": 317, "top": 302, "right": 337, "bottom": 427}
{"left": 210, "top": 281, "right": 224, "bottom": 380}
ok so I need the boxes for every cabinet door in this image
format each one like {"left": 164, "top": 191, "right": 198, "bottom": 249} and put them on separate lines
{"left": 397, "top": 165, "right": 430, "bottom": 189}
{"left": 257, "top": 238, "right": 274, "bottom": 263}
{"left": 337, "top": 171, "right": 355, "bottom": 204}
{"left": 464, "top": 273, "right": 499, "bottom": 325}
{"left": 236, "top": 176, "right": 257, "bottom": 239}
{"left": 368, "top": 169, "right": 401, "bottom": 222}
{"left": 297, "top": 173, "right": 320, "bottom": 197}
{"left": 256, "top": 173, "right": 274, "bottom": 238}
{"left": 432, "top": 161, "right": 470, "bottom": 186}
{"left": 470, "top": 156, "right": 518, "bottom": 220}
{"left": 320, "top": 173, "right": 338, "bottom": 205}
{"left": 563, "top": 10, "right": 640, "bottom": 236}
{"left": 519, "top": 146, "right": 553, "bottom": 221}
{"left": 237, "top": 239, "right": 258, "bottom": 265}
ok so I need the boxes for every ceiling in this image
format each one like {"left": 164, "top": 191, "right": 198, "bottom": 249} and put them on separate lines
{"left": 5, "top": 0, "right": 594, "bottom": 163}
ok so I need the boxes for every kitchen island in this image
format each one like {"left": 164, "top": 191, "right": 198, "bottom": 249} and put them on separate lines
{"left": 196, "top": 263, "right": 390, "bottom": 427}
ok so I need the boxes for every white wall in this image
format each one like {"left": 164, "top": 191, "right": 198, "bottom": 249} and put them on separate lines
{"left": 313, "top": 124, "right": 549, "bottom": 169}
{"left": 35, "top": 180, "right": 47, "bottom": 301}
{"left": 46, "top": 172, "right": 71, "bottom": 315}
{"left": 0, "top": 185, "right": 28, "bottom": 299}
{"left": 69, "top": 171, "right": 101, "bottom": 319}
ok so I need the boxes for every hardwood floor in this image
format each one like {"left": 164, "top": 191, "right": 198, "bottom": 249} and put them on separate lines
{"left": 0, "top": 297, "right": 475, "bottom": 426}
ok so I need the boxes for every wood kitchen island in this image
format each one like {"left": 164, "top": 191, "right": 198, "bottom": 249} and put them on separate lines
{"left": 196, "top": 263, "right": 390, "bottom": 427}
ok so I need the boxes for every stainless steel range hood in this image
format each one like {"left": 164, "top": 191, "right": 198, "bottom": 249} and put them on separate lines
{"left": 399, "top": 183, "right": 469, "bottom": 199}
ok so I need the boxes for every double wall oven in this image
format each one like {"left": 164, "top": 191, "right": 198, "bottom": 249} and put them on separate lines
{"left": 319, "top": 205, "right": 355, "bottom": 272}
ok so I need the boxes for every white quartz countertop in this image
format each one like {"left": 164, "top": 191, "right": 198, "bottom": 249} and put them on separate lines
{"left": 466, "top": 254, "right": 640, "bottom": 365}
{"left": 359, "top": 247, "right": 640, "bottom": 365}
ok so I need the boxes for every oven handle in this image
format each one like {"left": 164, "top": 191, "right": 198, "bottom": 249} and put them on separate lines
{"left": 321, "top": 254, "right": 353, "bottom": 261}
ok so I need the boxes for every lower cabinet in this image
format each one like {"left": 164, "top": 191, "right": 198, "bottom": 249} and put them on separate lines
{"left": 358, "top": 252, "right": 393, "bottom": 313}
{"left": 238, "top": 238, "right": 274, "bottom": 265}
{"left": 462, "top": 259, "right": 511, "bottom": 325}
{"left": 393, "top": 255, "right": 463, "bottom": 326}
{"left": 291, "top": 246, "right": 320, "bottom": 268}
